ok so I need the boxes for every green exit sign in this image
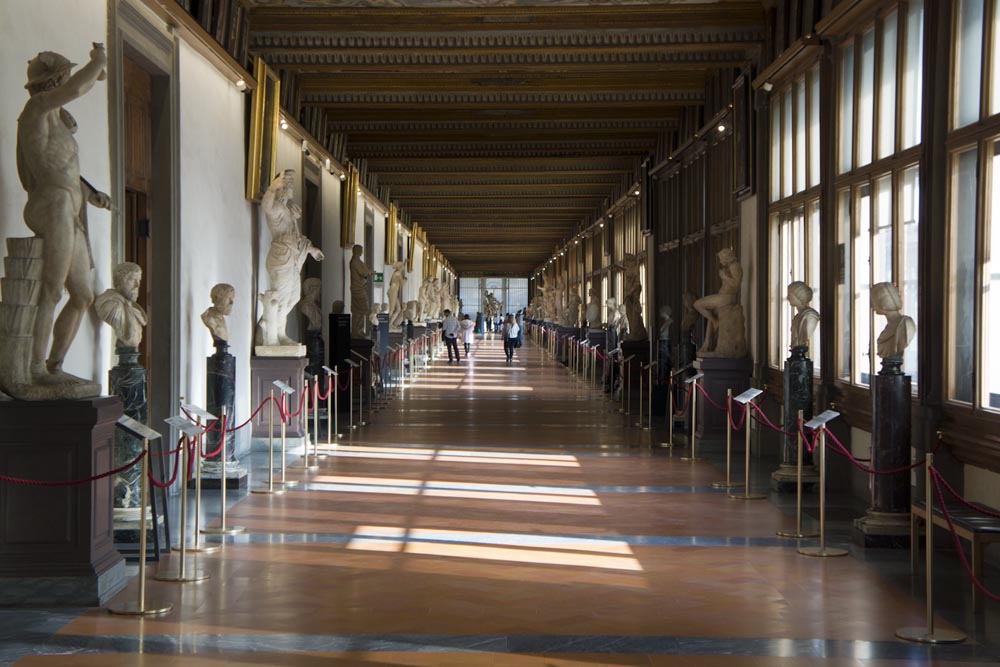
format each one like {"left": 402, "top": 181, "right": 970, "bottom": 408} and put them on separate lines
{"left": 373, "top": 272, "right": 384, "bottom": 283}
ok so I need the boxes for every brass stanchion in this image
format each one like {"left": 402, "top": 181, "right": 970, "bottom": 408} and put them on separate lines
{"left": 680, "top": 372, "right": 704, "bottom": 461}
{"left": 637, "top": 361, "right": 653, "bottom": 427}
{"left": 290, "top": 378, "right": 319, "bottom": 471}
{"left": 646, "top": 362, "right": 653, "bottom": 430}
{"left": 798, "top": 410, "right": 847, "bottom": 557}
{"left": 202, "top": 406, "right": 245, "bottom": 536}
{"left": 273, "top": 380, "right": 298, "bottom": 488}
{"left": 346, "top": 359, "right": 360, "bottom": 429}
{"left": 896, "top": 453, "right": 967, "bottom": 644}
{"left": 321, "top": 366, "right": 339, "bottom": 444}
{"left": 351, "top": 351, "right": 369, "bottom": 427}
{"left": 661, "top": 376, "right": 676, "bottom": 449}
{"left": 712, "top": 389, "right": 741, "bottom": 489}
{"left": 155, "top": 416, "right": 208, "bottom": 582}
{"left": 177, "top": 403, "right": 221, "bottom": 552}
{"left": 252, "top": 388, "right": 284, "bottom": 495}
{"left": 620, "top": 355, "right": 634, "bottom": 414}
{"left": 777, "top": 410, "right": 818, "bottom": 538}
{"left": 109, "top": 417, "right": 172, "bottom": 616}
{"left": 729, "top": 388, "right": 766, "bottom": 500}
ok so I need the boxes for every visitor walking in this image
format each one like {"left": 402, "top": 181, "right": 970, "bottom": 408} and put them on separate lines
{"left": 502, "top": 314, "right": 520, "bottom": 363}
{"left": 441, "top": 309, "right": 461, "bottom": 362}
{"left": 460, "top": 313, "right": 475, "bottom": 354}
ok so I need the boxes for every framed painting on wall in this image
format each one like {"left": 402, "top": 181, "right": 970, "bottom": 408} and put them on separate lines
{"left": 246, "top": 57, "right": 280, "bottom": 201}
{"left": 732, "top": 72, "right": 753, "bottom": 199}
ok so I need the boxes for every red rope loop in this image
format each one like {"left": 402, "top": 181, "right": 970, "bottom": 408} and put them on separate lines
{"left": 673, "top": 384, "right": 693, "bottom": 417}
{"left": 824, "top": 428, "right": 928, "bottom": 476}
{"left": 0, "top": 449, "right": 147, "bottom": 487}
{"left": 148, "top": 436, "right": 185, "bottom": 489}
{"left": 728, "top": 398, "right": 747, "bottom": 431}
{"left": 695, "top": 382, "right": 727, "bottom": 412}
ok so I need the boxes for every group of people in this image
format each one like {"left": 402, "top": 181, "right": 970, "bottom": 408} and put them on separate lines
{"left": 441, "top": 309, "right": 523, "bottom": 363}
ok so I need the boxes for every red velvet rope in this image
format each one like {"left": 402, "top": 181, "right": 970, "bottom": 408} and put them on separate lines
{"left": 934, "top": 468, "right": 1000, "bottom": 520}
{"left": 147, "top": 436, "right": 185, "bottom": 489}
{"left": 825, "top": 428, "right": 929, "bottom": 476}
{"left": 673, "top": 384, "right": 693, "bottom": 417}
{"left": 694, "top": 382, "right": 727, "bottom": 412}
{"left": 316, "top": 376, "right": 333, "bottom": 401}
{"left": 747, "top": 402, "right": 796, "bottom": 437}
{"left": 0, "top": 450, "right": 147, "bottom": 487}
{"left": 728, "top": 399, "right": 747, "bottom": 431}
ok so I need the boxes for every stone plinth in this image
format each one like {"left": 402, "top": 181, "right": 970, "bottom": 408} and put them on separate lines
{"left": 255, "top": 344, "right": 306, "bottom": 357}
{"left": 305, "top": 330, "right": 324, "bottom": 378}
{"left": 771, "top": 345, "right": 819, "bottom": 492}
{"left": 108, "top": 346, "right": 146, "bottom": 515}
{"left": 250, "top": 356, "right": 307, "bottom": 438}
{"left": 0, "top": 397, "right": 127, "bottom": 606}
{"left": 201, "top": 341, "right": 247, "bottom": 489}
{"left": 694, "top": 356, "right": 751, "bottom": 440}
{"left": 328, "top": 313, "right": 352, "bottom": 372}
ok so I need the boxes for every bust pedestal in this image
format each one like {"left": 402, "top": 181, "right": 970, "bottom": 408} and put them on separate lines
{"left": 108, "top": 346, "right": 147, "bottom": 534}
{"left": 853, "top": 358, "right": 912, "bottom": 548}
{"left": 771, "top": 345, "right": 819, "bottom": 492}
{"left": 694, "top": 356, "right": 751, "bottom": 440}
{"left": 305, "top": 330, "right": 325, "bottom": 378}
{"left": 250, "top": 356, "right": 307, "bottom": 452}
{"left": 201, "top": 340, "right": 247, "bottom": 489}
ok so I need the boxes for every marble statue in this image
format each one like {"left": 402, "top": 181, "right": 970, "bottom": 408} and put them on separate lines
{"left": 658, "top": 305, "right": 672, "bottom": 340}
{"left": 0, "top": 45, "right": 110, "bottom": 399}
{"left": 95, "top": 262, "right": 146, "bottom": 348}
{"left": 438, "top": 281, "right": 449, "bottom": 319}
{"left": 788, "top": 281, "right": 820, "bottom": 350}
{"left": 349, "top": 244, "right": 374, "bottom": 337}
{"left": 605, "top": 298, "right": 618, "bottom": 328}
{"left": 202, "top": 283, "right": 235, "bottom": 343}
{"left": 680, "top": 292, "right": 698, "bottom": 337}
{"left": 694, "top": 248, "right": 746, "bottom": 357}
{"left": 585, "top": 288, "right": 602, "bottom": 328}
{"left": 417, "top": 277, "right": 430, "bottom": 320}
{"left": 331, "top": 300, "right": 344, "bottom": 315}
{"left": 381, "top": 302, "right": 389, "bottom": 314}
{"left": 622, "top": 253, "right": 647, "bottom": 341}
{"left": 257, "top": 170, "right": 324, "bottom": 351}
{"left": 872, "top": 282, "right": 916, "bottom": 361}
{"left": 564, "top": 291, "right": 582, "bottom": 327}
{"left": 388, "top": 261, "right": 406, "bottom": 327}
{"left": 617, "top": 304, "right": 629, "bottom": 339}
{"left": 299, "top": 277, "right": 323, "bottom": 332}
{"left": 404, "top": 300, "right": 418, "bottom": 322}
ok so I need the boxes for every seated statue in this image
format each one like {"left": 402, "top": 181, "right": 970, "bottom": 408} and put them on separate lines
{"left": 694, "top": 248, "right": 746, "bottom": 358}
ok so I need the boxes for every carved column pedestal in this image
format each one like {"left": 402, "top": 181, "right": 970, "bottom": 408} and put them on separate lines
{"left": 771, "top": 346, "right": 820, "bottom": 492}
{"left": 853, "top": 359, "right": 912, "bottom": 548}
{"left": 202, "top": 341, "right": 246, "bottom": 489}
{"left": 108, "top": 346, "right": 148, "bottom": 537}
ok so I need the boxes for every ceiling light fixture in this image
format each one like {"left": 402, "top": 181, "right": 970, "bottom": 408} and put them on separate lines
{"left": 599, "top": 222, "right": 604, "bottom": 228}
{"left": 235, "top": 78, "right": 247, "bottom": 92}
{"left": 633, "top": 189, "right": 640, "bottom": 196}
{"left": 339, "top": 173, "right": 346, "bottom": 181}
{"left": 279, "top": 118, "right": 289, "bottom": 130}
{"left": 717, "top": 124, "right": 726, "bottom": 132}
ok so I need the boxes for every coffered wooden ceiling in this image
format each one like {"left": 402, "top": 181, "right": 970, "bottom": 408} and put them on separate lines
{"left": 248, "top": 0, "right": 764, "bottom": 275}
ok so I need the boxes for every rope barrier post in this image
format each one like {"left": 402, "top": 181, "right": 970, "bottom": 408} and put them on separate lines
{"left": 896, "top": 454, "right": 967, "bottom": 644}
{"left": 252, "top": 388, "right": 284, "bottom": 495}
{"left": 712, "top": 389, "right": 742, "bottom": 489}
{"left": 729, "top": 388, "right": 766, "bottom": 501}
{"left": 681, "top": 372, "right": 704, "bottom": 462}
{"left": 641, "top": 362, "right": 655, "bottom": 430}
{"left": 346, "top": 359, "right": 360, "bottom": 430}
{"left": 777, "top": 410, "right": 818, "bottom": 539}
{"left": 155, "top": 416, "right": 208, "bottom": 583}
{"left": 271, "top": 381, "right": 299, "bottom": 488}
{"left": 108, "top": 418, "right": 172, "bottom": 616}
{"left": 179, "top": 404, "right": 222, "bottom": 553}
{"left": 661, "top": 373, "right": 675, "bottom": 449}
{"left": 798, "top": 410, "right": 847, "bottom": 558}
{"left": 290, "top": 379, "right": 319, "bottom": 472}
{"left": 202, "top": 407, "right": 245, "bottom": 536}
{"left": 351, "top": 351, "right": 369, "bottom": 427}
{"left": 322, "top": 366, "right": 339, "bottom": 444}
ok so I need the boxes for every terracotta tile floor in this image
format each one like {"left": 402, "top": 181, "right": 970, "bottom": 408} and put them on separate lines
{"left": 9, "top": 337, "right": 998, "bottom": 666}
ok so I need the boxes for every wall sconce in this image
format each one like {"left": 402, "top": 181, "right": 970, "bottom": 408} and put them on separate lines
{"left": 279, "top": 118, "right": 289, "bottom": 130}
{"left": 235, "top": 78, "right": 247, "bottom": 92}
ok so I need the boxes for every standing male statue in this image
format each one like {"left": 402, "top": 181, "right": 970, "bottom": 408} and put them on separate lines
{"left": 349, "top": 244, "right": 374, "bottom": 338}
{"left": 257, "top": 170, "right": 324, "bottom": 349}
{"left": 12, "top": 45, "right": 111, "bottom": 396}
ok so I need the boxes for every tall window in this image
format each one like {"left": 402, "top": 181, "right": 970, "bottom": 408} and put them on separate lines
{"left": 768, "top": 65, "right": 821, "bottom": 368}
{"left": 835, "top": 2, "right": 923, "bottom": 389}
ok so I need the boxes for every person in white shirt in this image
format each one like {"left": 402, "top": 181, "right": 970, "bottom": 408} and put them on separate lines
{"left": 441, "top": 309, "right": 461, "bottom": 362}
{"left": 502, "top": 313, "right": 520, "bottom": 363}
{"left": 459, "top": 313, "right": 475, "bottom": 354}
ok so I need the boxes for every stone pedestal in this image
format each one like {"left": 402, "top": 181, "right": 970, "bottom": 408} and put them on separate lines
{"left": 328, "top": 313, "right": 352, "bottom": 372}
{"left": 251, "top": 356, "right": 307, "bottom": 439}
{"left": 201, "top": 341, "right": 247, "bottom": 489}
{"left": 555, "top": 326, "right": 579, "bottom": 365}
{"left": 352, "top": 338, "right": 375, "bottom": 409}
{"left": 771, "top": 345, "right": 819, "bottom": 492}
{"left": 108, "top": 346, "right": 146, "bottom": 516}
{"left": 853, "top": 359, "right": 912, "bottom": 548}
{"left": 305, "top": 330, "right": 324, "bottom": 378}
{"left": 0, "top": 397, "right": 127, "bottom": 606}
{"left": 694, "top": 356, "right": 751, "bottom": 440}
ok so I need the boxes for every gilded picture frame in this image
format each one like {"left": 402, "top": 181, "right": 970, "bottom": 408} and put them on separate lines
{"left": 246, "top": 56, "right": 280, "bottom": 201}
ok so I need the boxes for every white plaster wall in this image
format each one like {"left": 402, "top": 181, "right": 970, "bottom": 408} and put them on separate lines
{"left": 176, "top": 40, "right": 253, "bottom": 447}
{"left": 965, "top": 465, "right": 1000, "bottom": 508}
{"left": 0, "top": 3, "right": 113, "bottom": 389}
{"left": 372, "top": 206, "right": 386, "bottom": 309}
{"left": 739, "top": 194, "right": 757, "bottom": 367}
{"left": 411, "top": 242, "right": 425, "bottom": 303}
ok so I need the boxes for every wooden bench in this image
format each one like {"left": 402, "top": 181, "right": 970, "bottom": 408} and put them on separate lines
{"left": 911, "top": 498, "right": 1000, "bottom": 611}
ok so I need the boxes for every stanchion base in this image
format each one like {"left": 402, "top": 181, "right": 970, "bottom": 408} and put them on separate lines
{"left": 777, "top": 530, "right": 819, "bottom": 538}
{"left": 895, "top": 627, "right": 967, "bottom": 644}
{"left": 184, "top": 544, "right": 222, "bottom": 554}
{"left": 711, "top": 481, "right": 744, "bottom": 489}
{"left": 658, "top": 442, "right": 674, "bottom": 448}
{"left": 680, "top": 456, "right": 700, "bottom": 462}
{"left": 798, "top": 546, "right": 848, "bottom": 557}
{"left": 275, "top": 480, "right": 299, "bottom": 488}
{"left": 107, "top": 600, "right": 173, "bottom": 616}
{"left": 289, "top": 464, "right": 320, "bottom": 471}
{"left": 251, "top": 487, "right": 286, "bottom": 495}
{"left": 202, "top": 525, "right": 246, "bottom": 535}
{"left": 729, "top": 493, "right": 767, "bottom": 500}
{"left": 152, "top": 569, "right": 208, "bottom": 583}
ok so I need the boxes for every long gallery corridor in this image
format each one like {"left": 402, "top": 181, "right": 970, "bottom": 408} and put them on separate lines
{"left": 5, "top": 336, "right": 995, "bottom": 666}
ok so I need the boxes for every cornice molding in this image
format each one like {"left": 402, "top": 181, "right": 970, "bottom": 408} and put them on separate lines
{"left": 307, "top": 90, "right": 701, "bottom": 105}
{"left": 349, "top": 140, "right": 653, "bottom": 158}
{"left": 249, "top": 0, "right": 731, "bottom": 7}
{"left": 329, "top": 118, "right": 676, "bottom": 132}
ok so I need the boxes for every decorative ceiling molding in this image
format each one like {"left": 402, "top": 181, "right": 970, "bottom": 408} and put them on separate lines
{"left": 327, "top": 118, "right": 676, "bottom": 132}
{"left": 307, "top": 90, "right": 701, "bottom": 105}
{"left": 251, "top": 27, "right": 763, "bottom": 50}
{"left": 382, "top": 174, "right": 622, "bottom": 185}
{"left": 347, "top": 141, "right": 653, "bottom": 158}
{"left": 249, "top": 0, "right": 729, "bottom": 7}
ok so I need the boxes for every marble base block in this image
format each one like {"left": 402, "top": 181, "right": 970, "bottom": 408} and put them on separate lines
{"left": 694, "top": 356, "right": 751, "bottom": 440}
{"left": 255, "top": 344, "right": 307, "bottom": 357}
{"left": 250, "top": 356, "right": 307, "bottom": 438}
{"left": 0, "top": 397, "right": 126, "bottom": 606}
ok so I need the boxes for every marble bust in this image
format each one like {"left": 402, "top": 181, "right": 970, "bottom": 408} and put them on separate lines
{"left": 201, "top": 283, "right": 235, "bottom": 343}
{"left": 258, "top": 170, "right": 324, "bottom": 348}
{"left": 872, "top": 282, "right": 916, "bottom": 362}
{"left": 788, "top": 281, "right": 820, "bottom": 350}
{"left": 2, "top": 45, "right": 110, "bottom": 398}
{"left": 349, "top": 244, "right": 374, "bottom": 337}
{"left": 299, "top": 278, "right": 323, "bottom": 332}
{"left": 95, "top": 262, "right": 146, "bottom": 348}
{"left": 605, "top": 298, "right": 618, "bottom": 328}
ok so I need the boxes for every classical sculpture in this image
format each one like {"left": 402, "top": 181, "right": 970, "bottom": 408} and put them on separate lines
{"left": 658, "top": 305, "right": 673, "bottom": 340}
{"left": 202, "top": 283, "right": 235, "bottom": 343}
{"left": 788, "top": 281, "right": 820, "bottom": 350}
{"left": 564, "top": 291, "right": 582, "bottom": 327}
{"left": 680, "top": 292, "right": 698, "bottom": 338}
{"left": 872, "top": 282, "right": 916, "bottom": 362}
{"left": 331, "top": 300, "right": 344, "bottom": 315}
{"left": 585, "top": 288, "right": 602, "bottom": 328}
{"left": 299, "top": 277, "right": 323, "bottom": 332}
{"left": 349, "top": 244, "right": 373, "bottom": 337}
{"left": 606, "top": 297, "right": 619, "bottom": 328}
{"left": 257, "top": 170, "right": 324, "bottom": 349}
{"left": 694, "top": 248, "right": 746, "bottom": 357}
{"left": 404, "top": 300, "right": 418, "bottom": 323}
{"left": 622, "top": 253, "right": 647, "bottom": 341}
{"left": 388, "top": 260, "right": 406, "bottom": 328}
{"left": 417, "top": 277, "right": 430, "bottom": 320}
{"left": 95, "top": 262, "right": 146, "bottom": 348}
{"left": 0, "top": 45, "right": 110, "bottom": 399}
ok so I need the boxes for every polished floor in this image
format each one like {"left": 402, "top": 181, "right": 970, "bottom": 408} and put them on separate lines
{"left": 3, "top": 336, "right": 1000, "bottom": 665}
